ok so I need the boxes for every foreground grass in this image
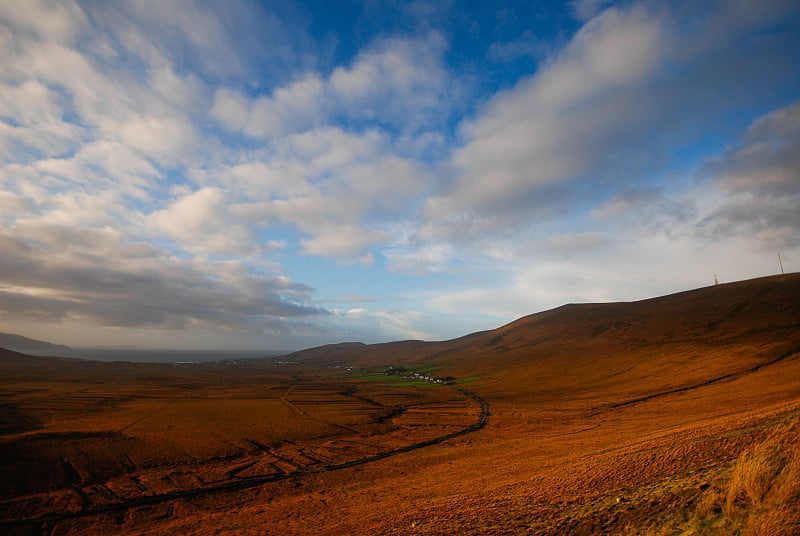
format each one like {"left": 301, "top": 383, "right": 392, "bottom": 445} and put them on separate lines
{"left": 685, "top": 417, "right": 800, "bottom": 535}
{"left": 566, "top": 413, "right": 800, "bottom": 536}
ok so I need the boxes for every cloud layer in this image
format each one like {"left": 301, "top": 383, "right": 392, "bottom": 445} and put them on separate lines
{"left": 1, "top": 0, "right": 799, "bottom": 348}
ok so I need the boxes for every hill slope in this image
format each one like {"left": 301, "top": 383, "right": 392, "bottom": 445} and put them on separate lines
{"left": 0, "top": 332, "right": 69, "bottom": 354}
{"left": 292, "top": 274, "right": 800, "bottom": 405}
{"left": 2, "top": 275, "right": 799, "bottom": 535}
{"left": 266, "top": 274, "right": 800, "bottom": 534}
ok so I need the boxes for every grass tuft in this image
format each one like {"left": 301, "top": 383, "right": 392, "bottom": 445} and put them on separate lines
{"left": 688, "top": 417, "right": 800, "bottom": 535}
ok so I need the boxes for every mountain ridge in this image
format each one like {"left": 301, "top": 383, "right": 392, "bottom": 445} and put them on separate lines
{"left": 0, "top": 333, "right": 69, "bottom": 354}
{"left": 287, "top": 274, "right": 800, "bottom": 405}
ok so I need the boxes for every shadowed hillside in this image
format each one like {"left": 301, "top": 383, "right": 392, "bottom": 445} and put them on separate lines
{"left": 0, "top": 333, "right": 69, "bottom": 355}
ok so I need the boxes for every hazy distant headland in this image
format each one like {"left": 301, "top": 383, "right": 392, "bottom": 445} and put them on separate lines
{"left": 0, "top": 333, "right": 70, "bottom": 355}
{"left": 0, "top": 333, "right": 288, "bottom": 363}
{"left": 51, "top": 348, "right": 289, "bottom": 363}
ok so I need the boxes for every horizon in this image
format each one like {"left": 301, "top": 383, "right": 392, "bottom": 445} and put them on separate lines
{"left": 5, "top": 272, "right": 795, "bottom": 355}
{"left": 1, "top": 1, "right": 799, "bottom": 350}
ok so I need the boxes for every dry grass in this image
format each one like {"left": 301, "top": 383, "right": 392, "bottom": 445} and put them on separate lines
{"left": 2, "top": 274, "right": 800, "bottom": 535}
{"left": 691, "top": 417, "right": 800, "bottom": 535}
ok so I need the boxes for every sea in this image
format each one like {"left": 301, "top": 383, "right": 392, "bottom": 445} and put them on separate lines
{"left": 44, "top": 348, "right": 290, "bottom": 364}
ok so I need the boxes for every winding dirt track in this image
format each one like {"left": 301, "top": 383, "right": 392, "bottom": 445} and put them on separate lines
{"left": 1, "top": 387, "right": 488, "bottom": 529}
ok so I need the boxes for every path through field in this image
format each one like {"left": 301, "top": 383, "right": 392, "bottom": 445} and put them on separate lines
{"left": 0, "top": 365, "right": 487, "bottom": 533}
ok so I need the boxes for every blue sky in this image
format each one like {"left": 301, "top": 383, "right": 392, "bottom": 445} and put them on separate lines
{"left": 1, "top": 0, "right": 799, "bottom": 350}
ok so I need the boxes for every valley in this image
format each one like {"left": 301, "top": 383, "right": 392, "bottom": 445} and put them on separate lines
{"left": 1, "top": 274, "right": 799, "bottom": 535}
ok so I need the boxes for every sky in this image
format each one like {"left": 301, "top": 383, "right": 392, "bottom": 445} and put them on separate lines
{"left": 0, "top": 0, "right": 799, "bottom": 351}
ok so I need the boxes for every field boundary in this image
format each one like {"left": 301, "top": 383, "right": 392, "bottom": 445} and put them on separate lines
{"left": 0, "top": 387, "right": 488, "bottom": 529}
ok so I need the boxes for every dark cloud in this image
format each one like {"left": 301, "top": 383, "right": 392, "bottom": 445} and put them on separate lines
{"left": 0, "top": 229, "right": 326, "bottom": 332}
{"left": 699, "top": 101, "right": 800, "bottom": 247}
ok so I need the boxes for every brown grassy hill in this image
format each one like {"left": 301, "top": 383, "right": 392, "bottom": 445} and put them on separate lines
{"left": 2, "top": 275, "right": 799, "bottom": 535}
{"left": 0, "top": 347, "right": 29, "bottom": 360}
{"left": 252, "top": 274, "right": 800, "bottom": 535}
{"left": 293, "top": 274, "right": 800, "bottom": 404}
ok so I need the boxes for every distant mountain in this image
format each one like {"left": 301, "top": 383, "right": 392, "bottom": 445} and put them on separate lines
{"left": 0, "top": 333, "right": 70, "bottom": 354}
{"left": 82, "top": 345, "right": 143, "bottom": 350}
{"left": 288, "top": 274, "right": 800, "bottom": 396}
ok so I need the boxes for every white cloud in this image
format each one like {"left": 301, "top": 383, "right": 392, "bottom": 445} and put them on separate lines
{"left": 0, "top": 191, "right": 34, "bottom": 224}
{"left": 698, "top": 101, "right": 800, "bottom": 248}
{"left": 90, "top": 0, "right": 266, "bottom": 80}
{"left": 0, "top": 32, "right": 202, "bottom": 173}
{"left": 40, "top": 191, "right": 128, "bottom": 228}
{"left": 210, "top": 33, "right": 452, "bottom": 139}
{"left": 329, "top": 307, "right": 437, "bottom": 342}
{"left": 4, "top": 144, "right": 155, "bottom": 206}
{"left": 210, "top": 87, "right": 250, "bottom": 132}
{"left": 0, "top": 80, "right": 84, "bottom": 160}
{"left": 148, "top": 66, "right": 206, "bottom": 111}
{"left": 73, "top": 140, "right": 158, "bottom": 196}
{"left": 301, "top": 227, "right": 388, "bottom": 258}
{"left": 243, "top": 73, "right": 325, "bottom": 138}
{"left": 416, "top": 90, "right": 800, "bottom": 327}
{"left": 0, "top": 0, "right": 88, "bottom": 44}
{"left": 225, "top": 161, "right": 313, "bottom": 198}
{"left": 570, "top": 0, "right": 613, "bottom": 22}
{"left": 717, "top": 102, "right": 800, "bottom": 196}
{"left": 192, "top": 126, "right": 431, "bottom": 259}
{"left": 116, "top": 114, "right": 197, "bottom": 165}
{"left": 532, "top": 5, "right": 663, "bottom": 109}
{"left": 416, "top": 0, "right": 800, "bottom": 254}
{"left": 423, "top": 228, "right": 791, "bottom": 325}
{"left": 0, "top": 80, "right": 68, "bottom": 131}
{"left": 419, "top": 5, "right": 665, "bottom": 242}
{"left": 149, "top": 187, "right": 279, "bottom": 258}
{"left": 0, "top": 0, "right": 341, "bottom": 348}
{"left": 330, "top": 33, "right": 450, "bottom": 129}
{"left": 2, "top": 0, "right": 799, "bottom": 349}
{"left": 385, "top": 242, "right": 456, "bottom": 275}
{"left": 548, "top": 232, "right": 608, "bottom": 258}
{"left": 591, "top": 188, "right": 661, "bottom": 221}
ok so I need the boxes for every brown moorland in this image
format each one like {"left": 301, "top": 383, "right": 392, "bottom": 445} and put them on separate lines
{"left": 1, "top": 273, "right": 799, "bottom": 535}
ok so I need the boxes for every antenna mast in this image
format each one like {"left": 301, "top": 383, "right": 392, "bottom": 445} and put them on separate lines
{"left": 778, "top": 252, "right": 784, "bottom": 275}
